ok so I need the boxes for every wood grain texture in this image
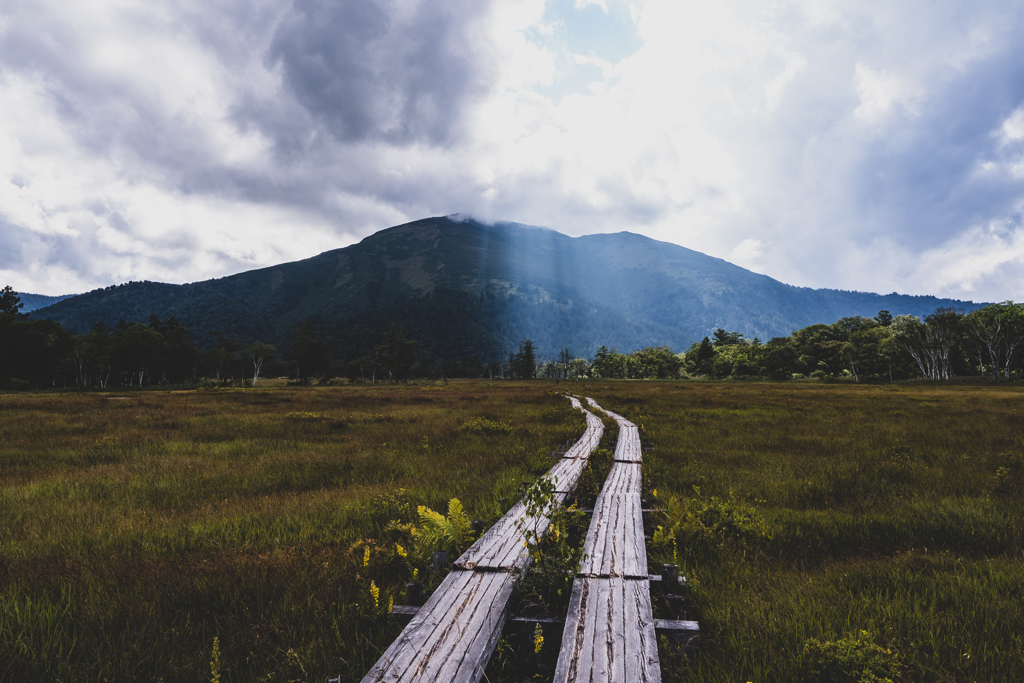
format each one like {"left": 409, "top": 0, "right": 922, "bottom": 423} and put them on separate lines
{"left": 553, "top": 578, "right": 661, "bottom": 683}
{"left": 578, "top": 492, "right": 647, "bottom": 578}
{"left": 362, "top": 570, "right": 517, "bottom": 682}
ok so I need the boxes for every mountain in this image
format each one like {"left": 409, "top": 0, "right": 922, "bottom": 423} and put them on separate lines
{"left": 18, "top": 292, "right": 76, "bottom": 313}
{"left": 30, "top": 216, "right": 983, "bottom": 361}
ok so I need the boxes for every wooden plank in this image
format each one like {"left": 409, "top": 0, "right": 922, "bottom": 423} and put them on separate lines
{"left": 363, "top": 570, "right": 476, "bottom": 681}
{"left": 363, "top": 571, "right": 518, "bottom": 682}
{"left": 604, "top": 462, "right": 642, "bottom": 495}
{"left": 654, "top": 619, "right": 700, "bottom": 633}
{"left": 552, "top": 578, "right": 660, "bottom": 683}
{"left": 610, "top": 576, "right": 627, "bottom": 682}
{"left": 580, "top": 492, "right": 646, "bottom": 578}
{"left": 429, "top": 571, "right": 517, "bottom": 681}
{"left": 626, "top": 579, "right": 662, "bottom": 681}
{"left": 590, "top": 579, "right": 612, "bottom": 682}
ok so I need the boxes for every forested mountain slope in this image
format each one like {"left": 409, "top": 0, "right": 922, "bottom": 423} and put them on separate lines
{"left": 19, "top": 292, "right": 76, "bottom": 313}
{"left": 32, "top": 216, "right": 982, "bottom": 360}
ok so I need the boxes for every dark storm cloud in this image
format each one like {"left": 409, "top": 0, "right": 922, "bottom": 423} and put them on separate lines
{"left": 266, "top": 0, "right": 495, "bottom": 146}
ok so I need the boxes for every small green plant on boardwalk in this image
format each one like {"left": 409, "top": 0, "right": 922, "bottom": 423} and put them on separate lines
{"left": 514, "top": 476, "right": 588, "bottom": 612}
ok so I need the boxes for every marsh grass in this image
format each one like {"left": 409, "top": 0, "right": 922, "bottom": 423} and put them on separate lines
{"left": 578, "top": 381, "right": 1024, "bottom": 682}
{"left": 0, "top": 382, "right": 585, "bottom": 682}
{"left": 4, "top": 380, "right": 1023, "bottom": 681}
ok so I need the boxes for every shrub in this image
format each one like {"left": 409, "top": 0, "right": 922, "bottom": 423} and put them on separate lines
{"left": 284, "top": 411, "right": 347, "bottom": 429}
{"left": 652, "top": 487, "right": 771, "bottom": 559}
{"left": 804, "top": 630, "right": 901, "bottom": 683}
{"left": 461, "top": 417, "right": 514, "bottom": 435}
{"left": 993, "top": 452, "right": 1023, "bottom": 497}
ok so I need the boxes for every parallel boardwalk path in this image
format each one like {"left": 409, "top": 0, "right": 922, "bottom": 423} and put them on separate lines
{"left": 361, "top": 397, "right": 604, "bottom": 683}
{"left": 554, "top": 400, "right": 662, "bottom": 683}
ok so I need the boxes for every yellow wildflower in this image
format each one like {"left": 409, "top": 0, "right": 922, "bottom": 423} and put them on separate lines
{"left": 388, "top": 595, "right": 394, "bottom": 613}
{"left": 363, "top": 546, "right": 370, "bottom": 567}
{"left": 413, "top": 568, "right": 418, "bottom": 580}
{"left": 370, "top": 580, "right": 379, "bottom": 609}
{"left": 533, "top": 622, "right": 544, "bottom": 654}
{"left": 396, "top": 543, "right": 407, "bottom": 558}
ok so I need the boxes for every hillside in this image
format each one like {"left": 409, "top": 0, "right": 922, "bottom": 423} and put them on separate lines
{"left": 19, "top": 292, "right": 76, "bottom": 313}
{"left": 31, "top": 216, "right": 982, "bottom": 361}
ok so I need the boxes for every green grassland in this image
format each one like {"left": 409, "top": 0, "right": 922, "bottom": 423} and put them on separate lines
{"left": 583, "top": 381, "right": 1024, "bottom": 683}
{"left": 1, "top": 380, "right": 1022, "bottom": 682}
{"left": 0, "top": 382, "right": 586, "bottom": 681}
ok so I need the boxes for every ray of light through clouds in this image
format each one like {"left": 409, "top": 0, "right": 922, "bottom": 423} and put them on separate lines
{"left": 2, "top": 0, "right": 1024, "bottom": 301}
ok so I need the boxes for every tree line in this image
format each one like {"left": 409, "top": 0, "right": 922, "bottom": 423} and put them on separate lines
{"left": 0, "top": 286, "right": 424, "bottom": 389}
{"left": 490, "top": 305, "right": 1024, "bottom": 382}
{"left": 5, "top": 283, "right": 1024, "bottom": 388}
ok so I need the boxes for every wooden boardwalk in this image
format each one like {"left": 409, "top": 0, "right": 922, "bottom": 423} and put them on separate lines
{"left": 554, "top": 401, "right": 662, "bottom": 683}
{"left": 456, "top": 397, "right": 604, "bottom": 572}
{"left": 361, "top": 397, "right": 604, "bottom": 683}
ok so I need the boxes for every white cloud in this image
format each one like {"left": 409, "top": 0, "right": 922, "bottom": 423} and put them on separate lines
{"left": 853, "top": 65, "right": 907, "bottom": 121}
{"left": 1000, "top": 107, "right": 1024, "bottom": 144}
{"left": 729, "top": 238, "right": 767, "bottom": 272}
{"left": 910, "top": 218, "right": 1024, "bottom": 298}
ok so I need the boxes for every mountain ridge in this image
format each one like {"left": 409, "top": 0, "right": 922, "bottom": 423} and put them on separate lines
{"left": 30, "top": 216, "right": 983, "bottom": 360}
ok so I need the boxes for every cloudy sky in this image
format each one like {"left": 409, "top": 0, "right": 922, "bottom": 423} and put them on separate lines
{"left": 2, "top": 0, "right": 1024, "bottom": 301}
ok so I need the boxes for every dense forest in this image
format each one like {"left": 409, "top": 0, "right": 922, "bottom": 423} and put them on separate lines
{"left": 4, "top": 285, "right": 1024, "bottom": 389}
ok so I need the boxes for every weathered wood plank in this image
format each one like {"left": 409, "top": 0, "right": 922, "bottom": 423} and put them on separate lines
{"left": 590, "top": 579, "right": 612, "bottom": 682}
{"left": 654, "top": 619, "right": 700, "bottom": 633}
{"left": 364, "top": 571, "right": 519, "bottom": 682}
{"left": 429, "top": 571, "right": 517, "bottom": 681}
{"left": 552, "top": 577, "right": 594, "bottom": 683}
{"left": 626, "top": 579, "right": 662, "bottom": 681}
{"left": 552, "top": 578, "right": 660, "bottom": 683}
{"left": 362, "top": 570, "right": 477, "bottom": 681}
{"left": 579, "top": 492, "right": 646, "bottom": 577}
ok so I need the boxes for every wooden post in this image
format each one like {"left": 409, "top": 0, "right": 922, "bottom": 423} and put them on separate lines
{"left": 661, "top": 563, "right": 679, "bottom": 593}
{"left": 472, "top": 520, "right": 484, "bottom": 538}
{"left": 433, "top": 551, "right": 450, "bottom": 572}
{"left": 406, "top": 582, "right": 425, "bottom": 606}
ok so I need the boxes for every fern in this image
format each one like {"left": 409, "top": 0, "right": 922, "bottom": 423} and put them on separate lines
{"left": 414, "top": 498, "right": 474, "bottom": 553}
{"left": 446, "top": 499, "right": 474, "bottom": 547}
